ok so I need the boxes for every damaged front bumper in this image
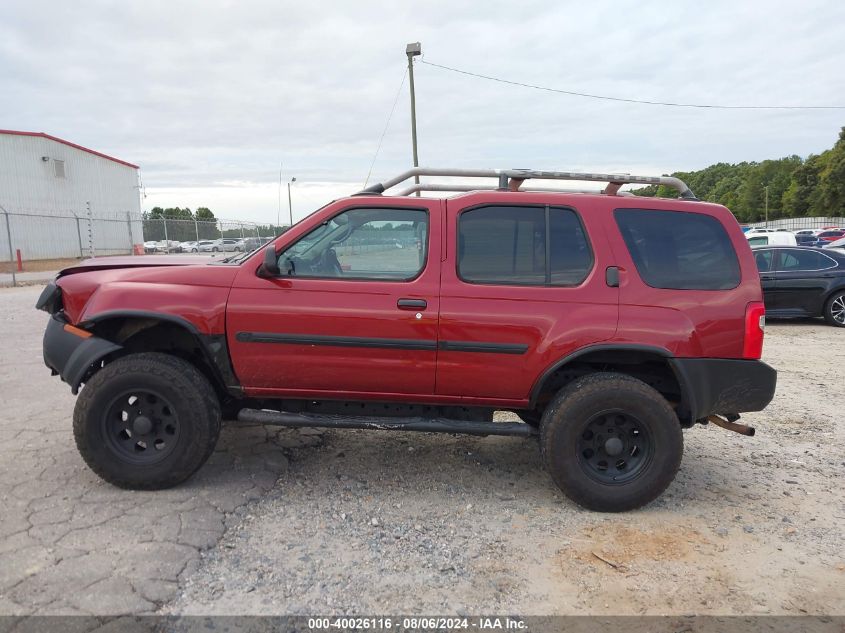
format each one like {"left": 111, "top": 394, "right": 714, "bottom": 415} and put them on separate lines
{"left": 42, "top": 313, "right": 122, "bottom": 394}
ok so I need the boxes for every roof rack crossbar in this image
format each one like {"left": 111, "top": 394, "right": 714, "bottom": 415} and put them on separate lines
{"left": 396, "top": 183, "right": 635, "bottom": 197}
{"left": 358, "top": 167, "right": 696, "bottom": 200}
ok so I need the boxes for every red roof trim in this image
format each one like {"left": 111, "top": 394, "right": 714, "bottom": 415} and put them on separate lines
{"left": 0, "top": 130, "right": 139, "bottom": 169}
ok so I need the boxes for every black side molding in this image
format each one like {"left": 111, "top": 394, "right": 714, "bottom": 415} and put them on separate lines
{"left": 236, "top": 332, "right": 530, "bottom": 355}
{"left": 438, "top": 341, "right": 528, "bottom": 355}
{"left": 236, "top": 332, "right": 437, "bottom": 351}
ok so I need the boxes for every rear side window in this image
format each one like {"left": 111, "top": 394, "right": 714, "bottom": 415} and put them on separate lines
{"left": 458, "top": 205, "right": 592, "bottom": 286}
{"left": 754, "top": 249, "right": 774, "bottom": 272}
{"left": 777, "top": 249, "right": 836, "bottom": 271}
{"left": 615, "top": 209, "right": 741, "bottom": 290}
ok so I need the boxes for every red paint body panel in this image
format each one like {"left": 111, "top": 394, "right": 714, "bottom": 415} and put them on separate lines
{"left": 436, "top": 192, "right": 619, "bottom": 399}
{"left": 52, "top": 190, "right": 765, "bottom": 407}
{"left": 227, "top": 197, "right": 443, "bottom": 396}
{"left": 56, "top": 261, "right": 237, "bottom": 334}
{"left": 596, "top": 196, "right": 763, "bottom": 358}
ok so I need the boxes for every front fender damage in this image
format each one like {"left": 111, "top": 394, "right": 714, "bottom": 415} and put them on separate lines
{"left": 43, "top": 314, "right": 122, "bottom": 394}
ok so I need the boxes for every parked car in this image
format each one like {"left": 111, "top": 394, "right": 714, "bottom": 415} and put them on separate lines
{"left": 179, "top": 241, "right": 199, "bottom": 253}
{"left": 795, "top": 233, "right": 827, "bottom": 247}
{"left": 222, "top": 238, "right": 245, "bottom": 252}
{"left": 747, "top": 232, "right": 797, "bottom": 246}
{"left": 752, "top": 245, "right": 845, "bottom": 326}
{"left": 817, "top": 230, "right": 845, "bottom": 242}
{"left": 36, "top": 167, "right": 777, "bottom": 512}
{"left": 745, "top": 228, "right": 778, "bottom": 235}
{"left": 199, "top": 239, "right": 222, "bottom": 252}
{"left": 824, "top": 236, "right": 845, "bottom": 253}
{"left": 143, "top": 241, "right": 159, "bottom": 254}
{"left": 243, "top": 236, "right": 274, "bottom": 252}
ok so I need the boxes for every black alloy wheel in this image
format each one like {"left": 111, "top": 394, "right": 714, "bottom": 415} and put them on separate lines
{"left": 541, "top": 372, "right": 683, "bottom": 512}
{"left": 74, "top": 353, "right": 222, "bottom": 489}
{"left": 576, "top": 410, "right": 654, "bottom": 484}
{"left": 102, "top": 389, "right": 181, "bottom": 465}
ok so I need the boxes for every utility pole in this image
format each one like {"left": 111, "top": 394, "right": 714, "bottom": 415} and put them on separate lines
{"left": 764, "top": 185, "right": 769, "bottom": 225}
{"left": 406, "top": 42, "right": 422, "bottom": 196}
{"left": 277, "top": 163, "right": 283, "bottom": 230}
{"left": 288, "top": 177, "right": 296, "bottom": 227}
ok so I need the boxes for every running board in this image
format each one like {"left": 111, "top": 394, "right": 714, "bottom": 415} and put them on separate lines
{"left": 236, "top": 409, "right": 537, "bottom": 437}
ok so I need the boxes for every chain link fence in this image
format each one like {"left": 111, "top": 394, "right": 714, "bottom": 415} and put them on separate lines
{"left": 140, "top": 217, "right": 271, "bottom": 252}
{"left": 1, "top": 207, "right": 281, "bottom": 285}
{"left": 747, "top": 216, "right": 845, "bottom": 230}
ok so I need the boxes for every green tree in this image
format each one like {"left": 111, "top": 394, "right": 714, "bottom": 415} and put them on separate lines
{"left": 196, "top": 207, "right": 216, "bottom": 221}
{"left": 631, "top": 128, "right": 845, "bottom": 223}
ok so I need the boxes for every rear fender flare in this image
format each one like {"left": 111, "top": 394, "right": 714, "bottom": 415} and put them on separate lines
{"left": 528, "top": 343, "right": 692, "bottom": 418}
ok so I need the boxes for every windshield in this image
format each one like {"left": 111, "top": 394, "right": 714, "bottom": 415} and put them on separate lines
{"left": 217, "top": 200, "right": 338, "bottom": 265}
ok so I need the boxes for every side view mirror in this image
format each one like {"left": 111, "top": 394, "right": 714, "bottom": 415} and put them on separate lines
{"left": 260, "top": 246, "right": 280, "bottom": 277}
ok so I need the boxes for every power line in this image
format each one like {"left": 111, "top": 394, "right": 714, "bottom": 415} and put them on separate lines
{"left": 364, "top": 68, "right": 408, "bottom": 187}
{"left": 420, "top": 59, "right": 845, "bottom": 110}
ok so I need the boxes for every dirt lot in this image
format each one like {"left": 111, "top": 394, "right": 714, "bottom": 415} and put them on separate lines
{"left": 0, "top": 284, "right": 842, "bottom": 617}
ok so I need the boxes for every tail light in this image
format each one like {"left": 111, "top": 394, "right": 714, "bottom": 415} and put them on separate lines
{"left": 742, "top": 301, "right": 766, "bottom": 359}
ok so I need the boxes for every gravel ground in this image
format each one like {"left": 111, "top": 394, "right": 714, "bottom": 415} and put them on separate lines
{"left": 0, "top": 284, "right": 842, "bottom": 616}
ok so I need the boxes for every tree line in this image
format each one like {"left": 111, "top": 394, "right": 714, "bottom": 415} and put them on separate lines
{"left": 632, "top": 127, "right": 845, "bottom": 223}
{"left": 142, "top": 206, "right": 289, "bottom": 242}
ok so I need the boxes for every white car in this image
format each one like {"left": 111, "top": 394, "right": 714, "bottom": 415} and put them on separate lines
{"left": 179, "top": 241, "right": 199, "bottom": 252}
{"left": 221, "top": 238, "right": 245, "bottom": 252}
{"left": 747, "top": 232, "right": 797, "bottom": 247}
{"left": 824, "top": 236, "right": 845, "bottom": 253}
{"left": 746, "top": 228, "right": 778, "bottom": 234}
{"left": 143, "top": 241, "right": 159, "bottom": 254}
{"left": 197, "top": 240, "right": 220, "bottom": 252}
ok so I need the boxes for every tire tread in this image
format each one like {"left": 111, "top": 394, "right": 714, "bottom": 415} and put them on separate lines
{"left": 73, "top": 352, "right": 221, "bottom": 490}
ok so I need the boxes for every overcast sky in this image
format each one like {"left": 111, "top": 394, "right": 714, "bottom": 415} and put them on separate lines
{"left": 2, "top": 0, "right": 844, "bottom": 224}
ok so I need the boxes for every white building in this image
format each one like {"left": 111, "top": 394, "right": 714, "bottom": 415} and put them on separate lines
{"left": 0, "top": 130, "right": 143, "bottom": 260}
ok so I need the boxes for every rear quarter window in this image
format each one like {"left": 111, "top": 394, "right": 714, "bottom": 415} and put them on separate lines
{"left": 614, "top": 209, "right": 741, "bottom": 290}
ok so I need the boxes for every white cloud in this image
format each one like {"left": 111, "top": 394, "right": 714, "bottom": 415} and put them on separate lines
{"left": 2, "top": 0, "right": 843, "bottom": 222}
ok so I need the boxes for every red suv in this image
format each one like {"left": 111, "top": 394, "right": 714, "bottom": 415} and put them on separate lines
{"left": 37, "top": 168, "right": 776, "bottom": 512}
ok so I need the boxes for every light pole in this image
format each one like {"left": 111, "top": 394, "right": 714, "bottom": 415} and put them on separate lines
{"left": 287, "top": 177, "right": 296, "bottom": 228}
{"left": 277, "top": 163, "right": 283, "bottom": 229}
{"left": 764, "top": 185, "right": 769, "bottom": 225}
{"left": 406, "top": 42, "right": 422, "bottom": 196}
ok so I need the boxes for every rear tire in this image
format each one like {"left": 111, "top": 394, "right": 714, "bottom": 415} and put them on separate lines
{"left": 73, "top": 353, "right": 221, "bottom": 490}
{"left": 824, "top": 291, "right": 845, "bottom": 327}
{"left": 540, "top": 373, "right": 683, "bottom": 512}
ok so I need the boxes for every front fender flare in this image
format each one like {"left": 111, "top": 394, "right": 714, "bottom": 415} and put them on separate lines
{"left": 43, "top": 314, "right": 122, "bottom": 394}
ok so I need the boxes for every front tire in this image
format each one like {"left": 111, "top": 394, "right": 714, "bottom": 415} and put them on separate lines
{"left": 73, "top": 353, "right": 221, "bottom": 490}
{"left": 824, "top": 291, "right": 845, "bottom": 327}
{"left": 540, "top": 373, "right": 683, "bottom": 512}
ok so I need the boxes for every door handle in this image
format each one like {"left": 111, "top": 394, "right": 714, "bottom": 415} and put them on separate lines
{"left": 397, "top": 298, "right": 427, "bottom": 310}
{"left": 605, "top": 266, "right": 620, "bottom": 288}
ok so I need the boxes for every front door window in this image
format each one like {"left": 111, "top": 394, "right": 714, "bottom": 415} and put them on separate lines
{"left": 278, "top": 208, "right": 428, "bottom": 280}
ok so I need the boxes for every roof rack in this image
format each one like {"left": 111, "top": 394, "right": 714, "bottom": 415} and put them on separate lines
{"left": 357, "top": 167, "right": 697, "bottom": 200}
{"left": 395, "top": 183, "right": 635, "bottom": 197}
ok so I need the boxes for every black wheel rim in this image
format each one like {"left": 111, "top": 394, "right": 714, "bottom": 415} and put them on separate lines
{"left": 576, "top": 409, "right": 654, "bottom": 485}
{"left": 102, "top": 389, "right": 181, "bottom": 465}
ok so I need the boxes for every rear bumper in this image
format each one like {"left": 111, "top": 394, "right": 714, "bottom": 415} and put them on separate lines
{"left": 669, "top": 358, "right": 777, "bottom": 422}
{"left": 43, "top": 313, "right": 122, "bottom": 394}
